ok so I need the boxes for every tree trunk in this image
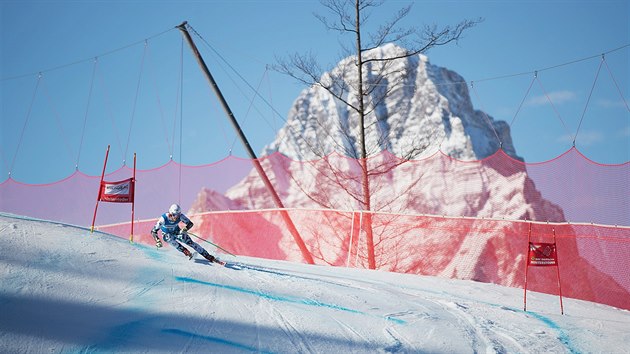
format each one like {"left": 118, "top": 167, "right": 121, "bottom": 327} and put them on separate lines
{"left": 354, "top": 0, "right": 376, "bottom": 269}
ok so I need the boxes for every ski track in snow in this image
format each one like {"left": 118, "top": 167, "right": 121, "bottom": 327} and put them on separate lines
{"left": 235, "top": 263, "right": 378, "bottom": 350}
{"left": 222, "top": 262, "right": 550, "bottom": 352}
{"left": 177, "top": 259, "right": 566, "bottom": 353}
{"left": 197, "top": 260, "right": 580, "bottom": 353}
{"left": 232, "top": 264, "right": 315, "bottom": 353}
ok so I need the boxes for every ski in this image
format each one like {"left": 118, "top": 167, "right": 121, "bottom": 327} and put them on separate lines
{"left": 192, "top": 253, "right": 226, "bottom": 266}
{"left": 194, "top": 258, "right": 226, "bottom": 266}
{"left": 224, "top": 262, "right": 243, "bottom": 270}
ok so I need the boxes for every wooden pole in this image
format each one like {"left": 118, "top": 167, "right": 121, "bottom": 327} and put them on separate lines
{"left": 176, "top": 21, "right": 314, "bottom": 264}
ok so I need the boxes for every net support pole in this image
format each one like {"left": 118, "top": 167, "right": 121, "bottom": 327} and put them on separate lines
{"left": 176, "top": 21, "right": 314, "bottom": 264}
{"left": 91, "top": 145, "right": 110, "bottom": 233}
{"left": 346, "top": 211, "right": 356, "bottom": 268}
{"left": 355, "top": 211, "right": 364, "bottom": 268}
{"left": 524, "top": 222, "right": 531, "bottom": 311}
{"left": 129, "top": 152, "right": 136, "bottom": 243}
{"left": 553, "top": 228, "right": 564, "bottom": 315}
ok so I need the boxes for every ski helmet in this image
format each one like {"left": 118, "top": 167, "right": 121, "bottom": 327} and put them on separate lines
{"left": 169, "top": 203, "right": 181, "bottom": 216}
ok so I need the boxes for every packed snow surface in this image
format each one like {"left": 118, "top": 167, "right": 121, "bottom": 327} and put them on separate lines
{"left": 1, "top": 213, "right": 628, "bottom": 353}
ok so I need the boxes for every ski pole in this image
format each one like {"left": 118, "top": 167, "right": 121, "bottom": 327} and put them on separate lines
{"left": 189, "top": 232, "right": 236, "bottom": 257}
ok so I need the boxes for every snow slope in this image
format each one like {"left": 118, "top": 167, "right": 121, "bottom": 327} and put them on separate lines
{"left": 1, "top": 213, "right": 629, "bottom": 353}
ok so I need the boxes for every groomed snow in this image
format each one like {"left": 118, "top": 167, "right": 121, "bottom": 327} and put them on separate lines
{"left": 1, "top": 213, "right": 628, "bottom": 353}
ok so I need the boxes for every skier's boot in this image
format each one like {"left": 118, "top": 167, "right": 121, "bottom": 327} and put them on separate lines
{"left": 202, "top": 251, "right": 225, "bottom": 265}
{"left": 182, "top": 248, "right": 193, "bottom": 260}
{"left": 201, "top": 251, "right": 215, "bottom": 262}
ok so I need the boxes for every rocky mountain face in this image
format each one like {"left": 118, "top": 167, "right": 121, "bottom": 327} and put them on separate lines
{"left": 216, "top": 44, "right": 564, "bottom": 222}
{"left": 261, "top": 43, "right": 520, "bottom": 162}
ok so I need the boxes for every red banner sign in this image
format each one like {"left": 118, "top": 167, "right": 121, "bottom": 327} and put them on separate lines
{"left": 98, "top": 178, "right": 135, "bottom": 203}
{"left": 528, "top": 242, "right": 557, "bottom": 266}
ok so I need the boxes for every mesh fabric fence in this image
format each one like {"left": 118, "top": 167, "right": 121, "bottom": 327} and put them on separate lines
{"left": 1, "top": 148, "right": 628, "bottom": 309}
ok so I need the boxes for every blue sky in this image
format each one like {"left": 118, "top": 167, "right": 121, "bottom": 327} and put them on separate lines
{"left": 1, "top": 0, "right": 628, "bottom": 184}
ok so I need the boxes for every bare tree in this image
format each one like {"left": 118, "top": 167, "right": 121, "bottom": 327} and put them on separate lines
{"left": 275, "top": 0, "right": 481, "bottom": 269}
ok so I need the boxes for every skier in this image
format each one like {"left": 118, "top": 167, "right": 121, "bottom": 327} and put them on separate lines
{"left": 151, "top": 203, "right": 223, "bottom": 264}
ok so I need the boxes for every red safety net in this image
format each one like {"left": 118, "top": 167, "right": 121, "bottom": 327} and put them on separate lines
{"left": 1, "top": 148, "right": 629, "bottom": 310}
{"left": 100, "top": 211, "right": 629, "bottom": 310}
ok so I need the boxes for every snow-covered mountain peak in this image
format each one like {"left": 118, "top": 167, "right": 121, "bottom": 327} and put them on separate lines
{"left": 263, "top": 43, "right": 520, "bottom": 162}
{"left": 194, "top": 44, "right": 561, "bottom": 223}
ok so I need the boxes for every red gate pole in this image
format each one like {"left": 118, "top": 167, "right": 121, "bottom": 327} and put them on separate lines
{"left": 129, "top": 153, "right": 136, "bottom": 243}
{"left": 91, "top": 145, "right": 110, "bottom": 233}
{"left": 553, "top": 227, "right": 564, "bottom": 315}
{"left": 524, "top": 222, "right": 532, "bottom": 311}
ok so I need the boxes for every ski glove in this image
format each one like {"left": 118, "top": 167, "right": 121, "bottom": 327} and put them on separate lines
{"left": 151, "top": 230, "right": 162, "bottom": 248}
